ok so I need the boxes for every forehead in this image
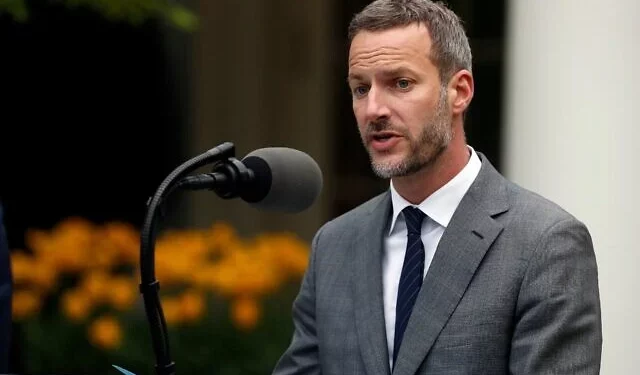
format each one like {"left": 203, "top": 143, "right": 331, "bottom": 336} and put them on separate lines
{"left": 348, "top": 23, "right": 433, "bottom": 67}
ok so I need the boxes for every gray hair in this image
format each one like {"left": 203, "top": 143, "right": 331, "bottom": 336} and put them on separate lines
{"left": 348, "top": 0, "right": 472, "bottom": 83}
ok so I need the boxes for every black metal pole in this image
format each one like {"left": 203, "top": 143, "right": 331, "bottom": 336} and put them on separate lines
{"left": 138, "top": 142, "right": 235, "bottom": 375}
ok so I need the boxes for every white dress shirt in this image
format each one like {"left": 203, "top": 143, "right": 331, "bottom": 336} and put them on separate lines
{"left": 383, "top": 146, "right": 482, "bottom": 368}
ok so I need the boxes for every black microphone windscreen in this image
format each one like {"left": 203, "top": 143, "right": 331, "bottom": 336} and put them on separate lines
{"left": 240, "top": 147, "right": 323, "bottom": 213}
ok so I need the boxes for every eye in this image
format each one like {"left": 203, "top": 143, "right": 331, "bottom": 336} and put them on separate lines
{"left": 395, "top": 79, "right": 412, "bottom": 90}
{"left": 352, "top": 85, "right": 369, "bottom": 98}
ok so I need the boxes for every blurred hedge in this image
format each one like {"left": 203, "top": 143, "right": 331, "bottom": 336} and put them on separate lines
{"left": 10, "top": 217, "right": 308, "bottom": 375}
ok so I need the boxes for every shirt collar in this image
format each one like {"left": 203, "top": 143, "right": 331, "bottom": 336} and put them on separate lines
{"left": 388, "top": 146, "right": 482, "bottom": 235}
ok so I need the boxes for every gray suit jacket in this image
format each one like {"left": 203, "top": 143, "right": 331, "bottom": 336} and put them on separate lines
{"left": 272, "top": 153, "right": 602, "bottom": 375}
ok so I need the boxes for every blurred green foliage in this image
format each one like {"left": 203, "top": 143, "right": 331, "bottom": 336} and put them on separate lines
{"left": 0, "top": 0, "right": 198, "bottom": 31}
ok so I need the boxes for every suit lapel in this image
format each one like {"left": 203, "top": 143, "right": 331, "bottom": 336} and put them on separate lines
{"left": 392, "top": 156, "right": 510, "bottom": 375}
{"left": 353, "top": 193, "right": 393, "bottom": 375}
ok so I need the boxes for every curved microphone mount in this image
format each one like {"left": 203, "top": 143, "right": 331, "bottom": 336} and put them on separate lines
{"left": 139, "top": 142, "right": 242, "bottom": 375}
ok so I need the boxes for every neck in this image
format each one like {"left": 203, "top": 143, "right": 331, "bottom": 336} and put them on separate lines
{"left": 392, "top": 127, "right": 469, "bottom": 204}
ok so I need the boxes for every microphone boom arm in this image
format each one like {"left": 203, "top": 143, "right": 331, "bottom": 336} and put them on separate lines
{"left": 139, "top": 142, "right": 236, "bottom": 375}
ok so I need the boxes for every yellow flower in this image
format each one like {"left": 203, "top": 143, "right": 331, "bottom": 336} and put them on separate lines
{"left": 88, "top": 315, "right": 122, "bottom": 350}
{"left": 180, "top": 289, "right": 205, "bottom": 323}
{"left": 161, "top": 229, "right": 208, "bottom": 260}
{"left": 160, "top": 296, "right": 182, "bottom": 326}
{"left": 25, "top": 229, "right": 54, "bottom": 257}
{"left": 231, "top": 296, "right": 260, "bottom": 331}
{"left": 12, "top": 217, "right": 311, "bottom": 339}
{"left": 207, "top": 222, "right": 240, "bottom": 256}
{"left": 78, "top": 270, "right": 110, "bottom": 304}
{"left": 106, "top": 276, "right": 138, "bottom": 311}
{"left": 190, "top": 264, "right": 218, "bottom": 290}
{"left": 29, "top": 260, "right": 58, "bottom": 292}
{"left": 61, "top": 289, "right": 92, "bottom": 322}
{"left": 255, "top": 233, "right": 310, "bottom": 278}
{"left": 154, "top": 229, "right": 209, "bottom": 287}
{"left": 102, "top": 222, "right": 139, "bottom": 265}
{"left": 209, "top": 245, "right": 283, "bottom": 297}
{"left": 88, "top": 242, "right": 119, "bottom": 269}
{"left": 9, "top": 252, "right": 36, "bottom": 285}
{"left": 33, "top": 242, "right": 87, "bottom": 275}
{"left": 155, "top": 245, "right": 195, "bottom": 287}
{"left": 11, "top": 289, "right": 41, "bottom": 320}
{"left": 34, "top": 217, "right": 96, "bottom": 273}
{"left": 159, "top": 291, "right": 206, "bottom": 326}
{"left": 9, "top": 251, "right": 57, "bottom": 291}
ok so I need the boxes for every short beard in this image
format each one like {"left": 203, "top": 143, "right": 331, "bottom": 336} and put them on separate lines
{"left": 366, "top": 87, "right": 452, "bottom": 179}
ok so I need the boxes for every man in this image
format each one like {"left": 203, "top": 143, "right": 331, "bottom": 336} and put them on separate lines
{"left": 0, "top": 202, "right": 11, "bottom": 373}
{"left": 273, "top": 0, "right": 602, "bottom": 374}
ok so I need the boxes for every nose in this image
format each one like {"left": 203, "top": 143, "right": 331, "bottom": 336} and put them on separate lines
{"left": 364, "top": 86, "right": 391, "bottom": 122}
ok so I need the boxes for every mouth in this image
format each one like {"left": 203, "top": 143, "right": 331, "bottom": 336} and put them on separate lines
{"left": 368, "top": 131, "right": 403, "bottom": 152}
{"left": 369, "top": 131, "right": 401, "bottom": 143}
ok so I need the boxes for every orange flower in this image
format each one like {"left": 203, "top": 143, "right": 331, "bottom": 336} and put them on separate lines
{"left": 160, "top": 297, "right": 182, "bottom": 326}
{"left": 161, "top": 229, "right": 209, "bottom": 260}
{"left": 79, "top": 270, "right": 110, "bottom": 304}
{"left": 29, "top": 260, "right": 58, "bottom": 291}
{"left": 88, "top": 242, "right": 119, "bottom": 269}
{"left": 25, "top": 229, "right": 54, "bottom": 257}
{"left": 102, "top": 222, "right": 139, "bottom": 264}
{"left": 61, "top": 289, "right": 92, "bottom": 322}
{"left": 207, "top": 222, "right": 240, "bottom": 256}
{"left": 154, "top": 234, "right": 204, "bottom": 287}
{"left": 231, "top": 297, "right": 260, "bottom": 331}
{"left": 11, "top": 289, "right": 41, "bottom": 320}
{"left": 88, "top": 315, "right": 122, "bottom": 350}
{"left": 36, "top": 217, "right": 96, "bottom": 273}
{"left": 273, "top": 237, "right": 310, "bottom": 277}
{"left": 180, "top": 289, "right": 205, "bottom": 323}
{"left": 209, "top": 246, "right": 282, "bottom": 297}
{"left": 9, "top": 252, "right": 36, "bottom": 285}
{"left": 190, "top": 264, "right": 218, "bottom": 290}
{"left": 254, "top": 233, "right": 309, "bottom": 278}
{"left": 11, "top": 252, "right": 59, "bottom": 293}
{"left": 11, "top": 217, "right": 311, "bottom": 338}
{"left": 106, "top": 276, "right": 138, "bottom": 311}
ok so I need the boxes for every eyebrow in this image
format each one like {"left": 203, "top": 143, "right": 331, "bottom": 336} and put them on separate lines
{"left": 347, "top": 74, "right": 364, "bottom": 84}
{"left": 347, "top": 67, "right": 417, "bottom": 83}
{"left": 380, "top": 67, "right": 416, "bottom": 77}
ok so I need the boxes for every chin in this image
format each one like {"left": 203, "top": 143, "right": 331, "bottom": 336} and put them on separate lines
{"left": 370, "top": 157, "right": 410, "bottom": 179}
{"left": 370, "top": 153, "right": 403, "bottom": 168}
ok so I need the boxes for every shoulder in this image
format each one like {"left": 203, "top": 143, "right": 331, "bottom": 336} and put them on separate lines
{"left": 475, "top": 152, "right": 586, "bottom": 232}
{"left": 505, "top": 178, "right": 585, "bottom": 231}
{"left": 492, "top": 176, "right": 594, "bottom": 264}
{"left": 469, "top": 153, "right": 593, "bottom": 262}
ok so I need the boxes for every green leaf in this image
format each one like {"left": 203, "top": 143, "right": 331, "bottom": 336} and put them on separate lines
{"left": 0, "top": 0, "right": 199, "bottom": 32}
{"left": 0, "top": 0, "right": 29, "bottom": 22}
{"left": 164, "top": 3, "right": 199, "bottom": 32}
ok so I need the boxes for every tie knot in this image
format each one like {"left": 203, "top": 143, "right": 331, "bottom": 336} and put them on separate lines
{"left": 403, "top": 206, "right": 425, "bottom": 235}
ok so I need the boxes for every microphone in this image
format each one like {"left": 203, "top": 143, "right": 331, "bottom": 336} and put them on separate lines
{"left": 178, "top": 147, "right": 323, "bottom": 213}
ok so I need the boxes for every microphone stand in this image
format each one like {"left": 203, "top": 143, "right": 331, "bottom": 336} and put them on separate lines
{"left": 138, "top": 142, "right": 241, "bottom": 375}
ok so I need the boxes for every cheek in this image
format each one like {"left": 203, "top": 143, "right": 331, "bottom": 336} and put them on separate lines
{"left": 393, "top": 102, "right": 420, "bottom": 128}
{"left": 352, "top": 101, "right": 367, "bottom": 126}
{"left": 402, "top": 97, "right": 436, "bottom": 125}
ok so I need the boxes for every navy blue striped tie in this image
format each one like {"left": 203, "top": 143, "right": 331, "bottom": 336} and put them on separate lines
{"left": 393, "top": 206, "right": 426, "bottom": 368}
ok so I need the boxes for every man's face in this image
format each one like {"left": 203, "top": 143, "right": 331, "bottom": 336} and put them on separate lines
{"left": 348, "top": 24, "right": 453, "bottom": 179}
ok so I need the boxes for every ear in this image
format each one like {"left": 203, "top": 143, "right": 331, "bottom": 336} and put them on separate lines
{"left": 447, "top": 69, "right": 474, "bottom": 116}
